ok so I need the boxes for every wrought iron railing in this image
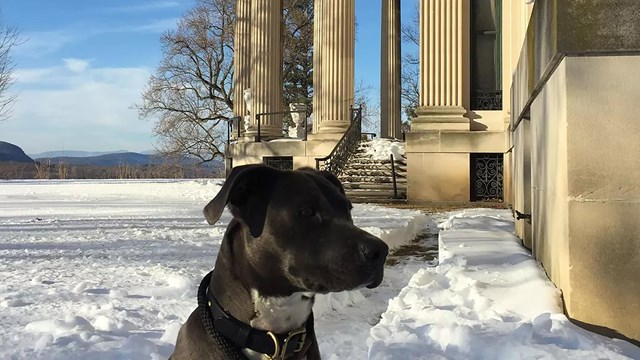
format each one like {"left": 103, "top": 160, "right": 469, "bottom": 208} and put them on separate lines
{"left": 315, "top": 107, "right": 362, "bottom": 176}
{"left": 472, "top": 89, "right": 503, "bottom": 110}
{"left": 227, "top": 116, "right": 243, "bottom": 145}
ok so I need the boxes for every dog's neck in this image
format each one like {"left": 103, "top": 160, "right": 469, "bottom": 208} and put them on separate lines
{"left": 210, "top": 221, "right": 314, "bottom": 359}
{"left": 249, "top": 289, "right": 314, "bottom": 333}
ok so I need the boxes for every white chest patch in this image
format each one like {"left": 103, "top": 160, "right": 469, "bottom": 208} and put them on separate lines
{"left": 249, "top": 289, "right": 314, "bottom": 334}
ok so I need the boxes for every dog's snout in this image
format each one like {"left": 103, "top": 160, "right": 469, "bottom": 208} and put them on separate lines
{"left": 359, "top": 238, "right": 388, "bottom": 264}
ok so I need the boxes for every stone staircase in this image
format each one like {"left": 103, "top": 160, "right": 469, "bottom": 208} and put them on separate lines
{"left": 338, "top": 141, "right": 407, "bottom": 203}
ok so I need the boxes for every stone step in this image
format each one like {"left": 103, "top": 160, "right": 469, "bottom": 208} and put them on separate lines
{"left": 342, "top": 182, "right": 407, "bottom": 190}
{"left": 338, "top": 172, "right": 407, "bottom": 178}
{"left": 339, "top": 176, "right": 406, "bottom": 183}
{"left": 345, "top": 191, "right": 406, "bottom": 199}
{"left": 346, "top": 158, "right": 406, "bottom": 165}
{"left": 344, "top": 162, "right": 407, "bottom": 172}
{"left": 338, "top": 176, "right": 407, "bottom": 184}
{"left": 347, "top": 196, "right": 408, "bottom": 204}
{"left": 345, "top": 191, "right": 407, "bottom": 203}
{"left": 340, "top": 175, "right": 407, "bottom": 182}
{"left": 341, "top": 169, "right": 394, "bottom": 177}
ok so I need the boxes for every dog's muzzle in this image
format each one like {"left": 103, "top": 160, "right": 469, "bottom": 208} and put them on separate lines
{"left": 358, "top": 236, "right": 388, "bottom": 288}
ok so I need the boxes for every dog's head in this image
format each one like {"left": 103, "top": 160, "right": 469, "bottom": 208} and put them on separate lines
{"left": 203, "top": 164, "right": 388, "bottom": 296}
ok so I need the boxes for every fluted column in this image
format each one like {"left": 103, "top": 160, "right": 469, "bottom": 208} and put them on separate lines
{"left": 233, "top": 0, "right": 251, "bottom": 119}
{"left": 413, "top": 0, "right": 468, "bottom": 130}
{"left": 248, "top": 0, "right": 283, "bottom": 138}
{"left": 312, "top": 0, "right": 323, "bottom": 134}
{"left": 315, "top": 0, "right": 355, "bottom": 134}
{"left": 380, "top": 0, "right": 402, "bottom": 139}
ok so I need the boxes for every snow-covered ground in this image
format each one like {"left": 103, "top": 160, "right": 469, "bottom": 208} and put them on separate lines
{"left": 0, "top": 179, "right": 429, "bottom": 359}
{"left": 1, "top": 180, "right": 638, "bottom": 359}
{"left": 369, "top": 209, "right": 640, "bottom": 360}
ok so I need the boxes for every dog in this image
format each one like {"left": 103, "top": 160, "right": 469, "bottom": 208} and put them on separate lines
{"left": 170, "top": 164, "right": 389, "bottom": 359}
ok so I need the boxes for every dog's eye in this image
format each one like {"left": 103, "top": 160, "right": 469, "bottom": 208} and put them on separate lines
{"left": 299, "top": 207, "right": 316, "bottom": 217}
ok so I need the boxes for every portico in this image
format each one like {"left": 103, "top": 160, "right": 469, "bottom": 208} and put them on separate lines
{"left": 227, "top": 0, "right": 401, "bottom": 169}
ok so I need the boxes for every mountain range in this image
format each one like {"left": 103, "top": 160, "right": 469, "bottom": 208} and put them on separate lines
{"left": 39, "top": 152, "right": 158, "bottom": 166}
{"left": 29, "top": 150, "right": 133, "bottom": 159}
{"left": 0, "top": 141, "right": 35, "bottom": 163}
{"left": 1, "top": 141, "right": 221, "bottom": 168}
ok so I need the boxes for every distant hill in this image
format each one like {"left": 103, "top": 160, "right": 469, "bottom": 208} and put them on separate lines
{"left": 0, "top": 141, "right": 35, "bottom": 163}
{"left": 29, "top": 150, "right": 129, "bottom": 158}
{"left": 37, "top": 152, "right": 224, "bottom": 169}
{"left": 38, "top": 152, "right": 155, "bottom": 166}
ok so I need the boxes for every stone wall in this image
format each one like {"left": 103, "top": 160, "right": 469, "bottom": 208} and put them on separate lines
{"left": 510, "top": 0, "right": 640, "bottom": 341}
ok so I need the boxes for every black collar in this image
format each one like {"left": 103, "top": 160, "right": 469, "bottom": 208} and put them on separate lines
{"left": 197, "top": 271, "right": 311, "bottom": 359}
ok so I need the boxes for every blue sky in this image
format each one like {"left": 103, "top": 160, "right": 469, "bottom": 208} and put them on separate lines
{"left": 1, "top": 0, "right": 418, "bottom": 154}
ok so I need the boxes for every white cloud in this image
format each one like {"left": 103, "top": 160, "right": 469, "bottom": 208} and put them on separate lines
{"left": 1, "top": 61, "right": 157, "bottom": 153}
{"left": 16, "top": 30, "right": 76, "bottom": 57}
{"left": 63, "top": 58, "right": 90, "bottom": 73}
{"left": 13, "top": 68, "right": 55, "bottom": 83}
{"left": 105, "top": 1, "right": 182, "bottom": 13}
{"left": 124, "top": 18, "right": 180, "bottom": 33}
{"left": 14, "top": 18, "right": 179, "bottom": 58}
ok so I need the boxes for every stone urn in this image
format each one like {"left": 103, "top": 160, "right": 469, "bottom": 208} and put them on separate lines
{"left": 288, "top": 103, "right": 307, "bottom": 138}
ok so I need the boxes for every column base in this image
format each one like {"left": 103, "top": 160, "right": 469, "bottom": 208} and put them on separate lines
{"left": 412, "top": 106, "right": 469, "bottom": 131}
{"left": 306, "top": 132, "right": 344, "bottom": 141}
{"left": 316, "top": 121, "right": 350, "bottom": 135}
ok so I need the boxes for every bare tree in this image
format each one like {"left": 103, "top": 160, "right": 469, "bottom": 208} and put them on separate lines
{"left": 138, "top": 0, "right": 315, "bottom": 164}
{"left": 137, "top": 0, "right": 234, "bottom": 163}
{"left": 0, "top": 17, "right": 20, "bottom": 122}
{"left": 401, "top": 4, "right": 419, "bottom": 121}
{"left": 57, "top": 161, "right": 68, "bottom": 179}
{"left": 34, "top": 159, "right": 51, "bottom": 180}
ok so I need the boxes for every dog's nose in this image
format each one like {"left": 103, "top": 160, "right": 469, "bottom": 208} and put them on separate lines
{"left": 359, "top": 238, "right": 388, "bottom": 265}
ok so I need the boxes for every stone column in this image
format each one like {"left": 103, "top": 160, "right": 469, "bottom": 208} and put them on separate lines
{"left": 380, "top": 0, "right": 402, "bottom": 139}
{"left": 315, "top": 0, "right": 355, "bottom": 135}
{"left": 248, "top": 0, "right": 283, "bottom": 138}
{"left": 312, "top": 0, "right": 323, "bottom": 134}
{"left": 413, "top": 0, "right": 468, "bottom": 130}
{"left": 233, "top": 0, "right": 251, "bottom": 119}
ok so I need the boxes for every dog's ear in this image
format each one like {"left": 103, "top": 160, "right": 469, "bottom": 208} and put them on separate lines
{"left": 203, "top": 164, "right": 280, "bottom": 238}
{"left": 317, "top": 170, "right": 346, "bottom": 196}
{"left": 298, "top": 167, "right": 346, "bottom": 196}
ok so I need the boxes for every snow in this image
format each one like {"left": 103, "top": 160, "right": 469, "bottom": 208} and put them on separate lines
{"left": 0, "top": 179, "right": 428, "bottom": 359}
{"left": 1, "top": 181, "right": 638, "bottom": 359}
{"left": 368, "top": 209, "right": 640, "bottom": 360}
{"left": 362, "top": 139, "right": 405, "bottom": 161}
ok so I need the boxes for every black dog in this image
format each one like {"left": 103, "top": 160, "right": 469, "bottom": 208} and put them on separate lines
{"left": 170, "top": 165, "right": 388, "bottom": 359}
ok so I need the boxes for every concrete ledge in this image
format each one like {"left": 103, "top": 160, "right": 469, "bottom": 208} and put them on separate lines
{"left": 406, "top": 131, "right": 508, "bottom": 154}
{"left": 228, "top": 138, "right": 339, "bottom": 169}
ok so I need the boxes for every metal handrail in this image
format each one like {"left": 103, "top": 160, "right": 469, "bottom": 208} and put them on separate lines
{"left": 315, "top": 107, "right": 362, "bottom": 175}
{"left": 391, "top": 154, "right": 398, "bottom": 199}
{"left": 255, "top": 109, "right": 311, "bottom": 142}
{"left": 227, "top": 116, "right": 242, "bottom": 145}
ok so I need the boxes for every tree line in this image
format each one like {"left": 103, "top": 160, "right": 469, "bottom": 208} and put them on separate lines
{"left": 0, "top": 161, "right": 223, "bottom": 180}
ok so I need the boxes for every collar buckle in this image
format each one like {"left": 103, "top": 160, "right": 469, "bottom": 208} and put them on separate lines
{"left": 266, "top": 328, "right": 307, "bottom": 360}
